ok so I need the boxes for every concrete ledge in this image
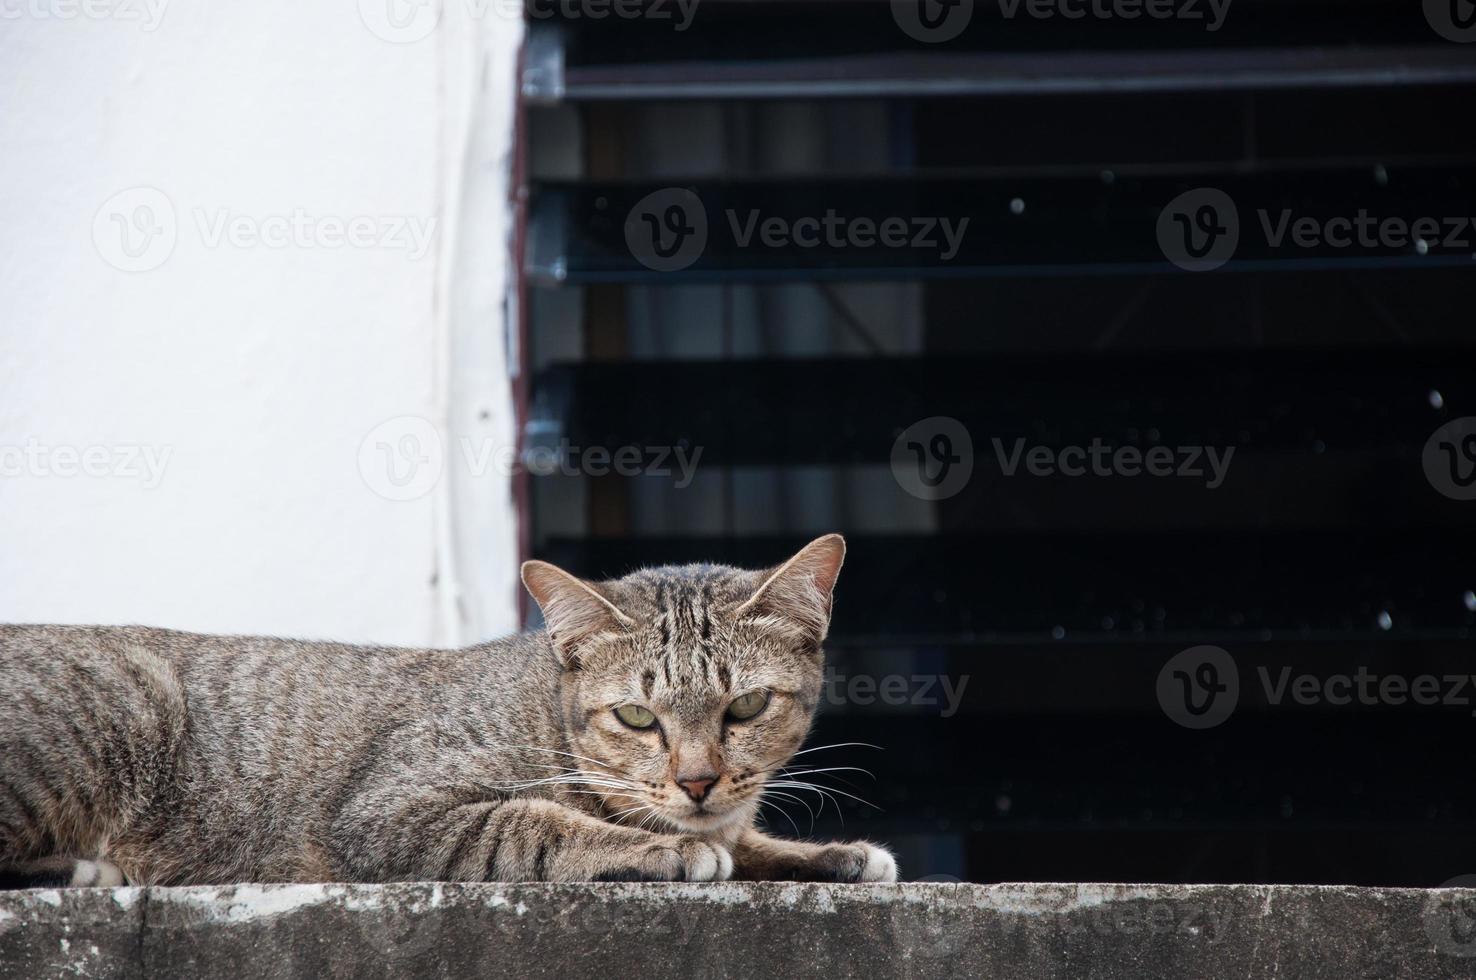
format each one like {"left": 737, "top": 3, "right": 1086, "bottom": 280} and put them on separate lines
{"left": 3, "top": 881, "right": 1475, "bottom": 979}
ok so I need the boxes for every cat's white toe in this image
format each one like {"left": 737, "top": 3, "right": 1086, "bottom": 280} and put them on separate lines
{"left": 858, "top": 843, "right": 897, "bottom": 883}
{"left": 71, "top": 860, "right": 125, "bottom": 887}
{"left": 688, "top": 848, "right": 717, "bottom": 881}
{"left": 694, "top": 842, "right": 733, "bottom": 882}
{"left": 673, "top": 838, "right": 732, "bottom": 882}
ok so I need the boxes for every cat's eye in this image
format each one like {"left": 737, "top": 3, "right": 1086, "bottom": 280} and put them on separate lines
{"left": 726, "top": 690, "right": 770, "bottom": 722}
{"left": 614, "top": 704, "right": 657, "bottom": 729}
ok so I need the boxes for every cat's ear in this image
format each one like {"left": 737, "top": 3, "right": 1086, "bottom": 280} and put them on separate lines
{"left": 521, "top": 561, "right": 633, "bottom": 669}
{"left": 735, "top": 533, "right": 846, "bottom": 644}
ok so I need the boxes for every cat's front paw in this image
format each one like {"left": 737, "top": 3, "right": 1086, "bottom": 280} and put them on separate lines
{"left": 792, "top": 841, "right": 898, "bottom": 883}
{"left": 597, "top": 835, "right": 734, "bottom": 882}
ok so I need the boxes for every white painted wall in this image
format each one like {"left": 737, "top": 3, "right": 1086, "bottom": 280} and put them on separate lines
{"left": 0, "top": 0, "right": 524, "bottom": 646}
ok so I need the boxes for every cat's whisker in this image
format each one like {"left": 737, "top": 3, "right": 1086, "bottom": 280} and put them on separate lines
{"left": 494, "top": 775, "right": 627, "bottom": 789}
{"left": 759, "top": 788, "right": 816, "bottom": 833}
{"left": 775, "top": 769, "right": 871, "bottom": 796}
{"left": 505, "top": 745, "right": 624, "bottom": 771}
{"left": 608, "top": 802, "right": 656, "bottom": 825}
{"left": 789, "top": 742, "right": 883, "bottom": 757}
{"left": 517, "top": 765, "right": 641, "bottom": 785}
{"left": 755, "top": 796, "right": 803, "bottom": 838}
{"left": 510, "top": 764, "right": 643, "bottom": 787}
{"left": 776, "top": 765, "right": 876, "bottom": 781}
{"left": 762, "top": 788, "right": 813, "bottom": 816}
{"left": 769, "top": 780, "right": 840, "bottom": 823}
{"left": 506, "top": 765, "right": 634, "bottom": 780}
{"left": 770, "top": 779, "right": 880, "bottom": 809}
{"left": 635, "top": 807, "right": 668, "bottom": 834}
{"left": 495, "top": 774, "right": 641, "bottom": 793}
{"left": 767, "top": 778, "right": 882, "bottom": 825}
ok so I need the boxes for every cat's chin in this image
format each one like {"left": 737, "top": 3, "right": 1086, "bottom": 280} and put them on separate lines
{"left": 662, "top": 806, "right": 747, "bottom": 834}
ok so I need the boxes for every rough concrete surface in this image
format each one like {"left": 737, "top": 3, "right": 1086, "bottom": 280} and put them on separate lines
{"left": 2, "top": 881, "right": 1475, "bottom": 979}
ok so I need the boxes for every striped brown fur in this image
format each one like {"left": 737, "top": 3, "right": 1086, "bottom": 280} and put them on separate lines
{"left": 0, "top": 535, "right": 895, "bottom": 886}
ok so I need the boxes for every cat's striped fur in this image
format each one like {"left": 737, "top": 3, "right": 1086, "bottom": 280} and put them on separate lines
{"left": 0, "top": 535, "right": 896, "bottom": 886}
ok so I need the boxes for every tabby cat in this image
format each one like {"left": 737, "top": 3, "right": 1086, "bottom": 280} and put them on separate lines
{"left": 0, "top": 534, "right": 896, "bottom": 887}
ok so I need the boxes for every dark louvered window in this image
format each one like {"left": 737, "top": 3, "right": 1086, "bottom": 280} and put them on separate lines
{"left": 515, "top": 0, "right": 1476, "bottom": 884}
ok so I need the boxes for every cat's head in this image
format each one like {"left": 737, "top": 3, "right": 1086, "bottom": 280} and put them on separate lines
{"left": 520, "top": 534, "right": 844, "bottom": 835}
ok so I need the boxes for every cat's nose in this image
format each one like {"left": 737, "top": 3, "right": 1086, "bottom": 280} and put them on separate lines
{"left": 677, "top": 775, "right": 717, "bottom": 802}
